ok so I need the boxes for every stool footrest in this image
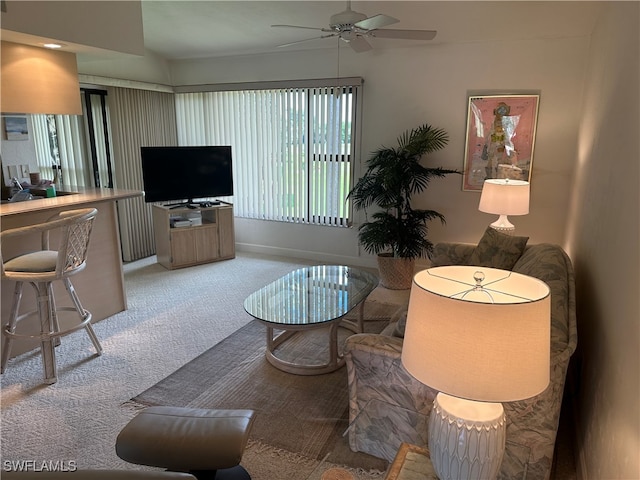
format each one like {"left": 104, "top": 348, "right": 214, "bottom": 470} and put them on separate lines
{"left": 3, "top": 307, "right": 92, "bottom": 341}
{"left": 116, "top": 407, "right": 255, "bottom": 473}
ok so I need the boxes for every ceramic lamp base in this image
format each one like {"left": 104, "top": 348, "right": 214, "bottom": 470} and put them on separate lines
{"left": 489, "top": 215, "right": 515, "bottom": 234}
{"left": 428, "top": 393, "right": 506, "bottom": 480}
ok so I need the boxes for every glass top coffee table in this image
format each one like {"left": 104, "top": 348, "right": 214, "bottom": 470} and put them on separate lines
{"left": 244, "top": 265, "right": 379, "bottom": 375}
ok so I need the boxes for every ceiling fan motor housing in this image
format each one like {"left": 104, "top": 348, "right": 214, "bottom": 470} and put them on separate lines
{"left": 330, "top": 9, "right": 367, "bottom": 31}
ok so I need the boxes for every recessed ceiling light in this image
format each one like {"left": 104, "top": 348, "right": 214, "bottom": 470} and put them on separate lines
{"left": 42, "top": 43, "right": 65, "bottom": 49}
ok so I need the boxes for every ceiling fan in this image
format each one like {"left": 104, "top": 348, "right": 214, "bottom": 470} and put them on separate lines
{"left": 272, "top": 1, "right": 437, "bottom": 53}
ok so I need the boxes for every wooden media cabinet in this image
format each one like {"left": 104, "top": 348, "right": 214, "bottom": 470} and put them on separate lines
{"left": 152, "top": 202, "right": 235, "bottom": 269}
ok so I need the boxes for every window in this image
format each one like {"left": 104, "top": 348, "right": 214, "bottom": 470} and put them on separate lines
{"left": 174, "top": 79, "right": 361, "bottom": 226}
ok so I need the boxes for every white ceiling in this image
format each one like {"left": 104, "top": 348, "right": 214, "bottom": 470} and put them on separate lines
{"left": 139, "top": 1, "right": 606, "bottom": 61}
{"left": 0, "top": 1, "right": 606, "bottom": 61}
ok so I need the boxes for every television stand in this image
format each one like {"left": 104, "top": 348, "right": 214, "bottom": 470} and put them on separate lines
{"left": 152, "top": 201, "right": 235, "bottom": 270}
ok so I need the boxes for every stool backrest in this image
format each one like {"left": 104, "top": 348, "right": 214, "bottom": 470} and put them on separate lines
{"left": 1, "top": 208, "right": 98, "bottom": 278}
{"left": 47, "top": 208, "right": 98, "bottom": 275}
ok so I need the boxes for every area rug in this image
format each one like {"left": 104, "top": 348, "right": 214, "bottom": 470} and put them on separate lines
{"left": 128, "top": 302, "right": 400, "bottom": 472}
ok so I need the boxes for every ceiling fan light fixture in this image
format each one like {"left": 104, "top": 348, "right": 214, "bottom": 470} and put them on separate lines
{"left": 344, "top": 35, "right": 372, "bottom": 52}
{"left": 341, "top": 31, "right": 355, "bottom": 41}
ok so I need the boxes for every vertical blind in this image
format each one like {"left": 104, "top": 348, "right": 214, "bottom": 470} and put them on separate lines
{"left": 108, "top": 86, "right": 178, "bottom": 261}
{"left": 174, "top": 80, "right": 361, "bottom": 227}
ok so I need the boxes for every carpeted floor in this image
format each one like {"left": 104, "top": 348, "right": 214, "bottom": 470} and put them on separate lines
{"left": 0, "top": 253, "right": 393, "bottom": 479}
{"left": 129, "top": 311, "right": 395, "bottom": 472}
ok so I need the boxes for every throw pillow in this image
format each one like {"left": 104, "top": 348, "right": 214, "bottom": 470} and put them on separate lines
{"left": 467, "top": 226, "right": 529, "bottom": 270}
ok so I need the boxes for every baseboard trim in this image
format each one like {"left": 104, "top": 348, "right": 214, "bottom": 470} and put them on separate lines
{"left": 236, "top": 243, "right": 434, "bottom": 273}
{"left": 235, "top": 243, "right": 377, "bottom": 268}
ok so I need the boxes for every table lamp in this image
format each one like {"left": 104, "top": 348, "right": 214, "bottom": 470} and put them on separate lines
{"left": 478, "top": 179, "right": 530, "bottom": 234}
{"left": 401, "top": 265, "right": 550, "bottom": 480}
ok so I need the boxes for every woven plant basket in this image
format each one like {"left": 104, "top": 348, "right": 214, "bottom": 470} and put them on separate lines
{"left": 376, "top": 254, "right": 415, "bottom": 290}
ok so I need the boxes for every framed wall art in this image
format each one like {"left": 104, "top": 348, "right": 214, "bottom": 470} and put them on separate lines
{"left": 462, "top": 94, "right": 540, "bottom": 191}
{"left": 3, "top": 115, "right": 29, "bottom": 141}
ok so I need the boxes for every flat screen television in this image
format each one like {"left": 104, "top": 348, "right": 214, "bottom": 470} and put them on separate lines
{"left": 141, "top": 146, "right": 233, "bottom": 205}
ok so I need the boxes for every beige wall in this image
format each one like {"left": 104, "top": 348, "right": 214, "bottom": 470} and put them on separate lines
{"left": 165, "top": 33, "right": 592, "bottom": 266}
{"left": 566, "top": 3, "right": 640, "bottom": 479}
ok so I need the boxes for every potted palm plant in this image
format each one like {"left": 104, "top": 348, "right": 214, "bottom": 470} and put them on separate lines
{"left": 348, "top": 123, "right": 458, "bottom": 289}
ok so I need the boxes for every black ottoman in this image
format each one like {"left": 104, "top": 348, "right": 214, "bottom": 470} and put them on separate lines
{"left": 116, "top": 407, "right": 255, "bottom": 480}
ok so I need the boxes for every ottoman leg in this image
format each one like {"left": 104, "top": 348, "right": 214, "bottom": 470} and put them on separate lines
{"left": 189, "top": 466, "right": 251, "bottom": 480}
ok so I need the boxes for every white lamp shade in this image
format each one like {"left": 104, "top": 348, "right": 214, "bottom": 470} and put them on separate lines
{"left": 479, "top": 179, "right": 530, "bottom": 216}
{"left": 401, "top": 266, "right": 550, "bottom": 402}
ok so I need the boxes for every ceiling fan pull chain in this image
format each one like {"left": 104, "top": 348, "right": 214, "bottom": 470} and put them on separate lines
{"left": 336, "top": 36, "right": 341, "bottom": 81}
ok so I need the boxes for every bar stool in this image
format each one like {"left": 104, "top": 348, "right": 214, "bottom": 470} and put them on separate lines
{"left": 1, "top": 208, "right": 103, "bottom": 384}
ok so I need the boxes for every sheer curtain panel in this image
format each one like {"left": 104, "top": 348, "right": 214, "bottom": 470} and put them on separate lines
{"left": 32, "top": 114, "right": 91, "bottom": 187}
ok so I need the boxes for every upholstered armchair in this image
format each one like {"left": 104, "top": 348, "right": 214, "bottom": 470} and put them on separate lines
{"left": 345, "top": 241, "right": 577, "bottom": 480}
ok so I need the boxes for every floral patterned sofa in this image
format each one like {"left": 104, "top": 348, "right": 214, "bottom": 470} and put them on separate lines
{"left": 344, "top": 240, "right": 577, "bottom": 480}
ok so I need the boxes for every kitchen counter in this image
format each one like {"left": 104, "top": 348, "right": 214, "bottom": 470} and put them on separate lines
{"left": 0, "top": 185, "right": 140, "bottom": 216}
{"left": 1, "top": 186, "right": 142, "bottom": 359}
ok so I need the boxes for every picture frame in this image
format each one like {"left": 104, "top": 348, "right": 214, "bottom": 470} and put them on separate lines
{"left": 462, "top": 94, "right": 540, "bottom": 191}
{"left": 4, "top": 115, "right": 29, "bottom": 141}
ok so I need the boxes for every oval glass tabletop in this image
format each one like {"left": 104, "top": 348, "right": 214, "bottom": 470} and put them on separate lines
{"left": 244, "top": 265, "right": 379, "bottom": 326}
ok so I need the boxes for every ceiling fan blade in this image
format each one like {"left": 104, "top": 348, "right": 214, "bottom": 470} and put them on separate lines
{"left": 369, "top": 29, "right": 437, "bottom": 41}
{"left": 347, "top": 36, "right": 372, "bottom": 53}
{"left": 354, "top": 14, "right": 398, "bottom": 31}
{"left": 277, "top": 34, "right": 337, "bottom": 49}
{"left": 271, "top": 24, "right": 327, "bottom": 32}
